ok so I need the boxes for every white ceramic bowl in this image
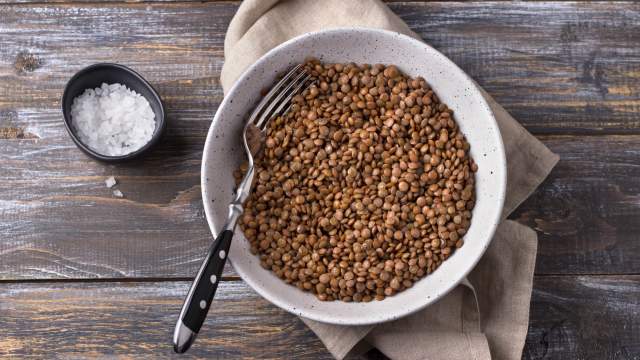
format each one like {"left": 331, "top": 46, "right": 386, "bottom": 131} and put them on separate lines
{"left": 202, "top": 28, "right": 506, "bottom": 325}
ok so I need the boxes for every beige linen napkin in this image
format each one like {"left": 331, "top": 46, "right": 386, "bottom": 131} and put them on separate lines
{"left": 220, "top": 1, "right": 559, "bottom": 359}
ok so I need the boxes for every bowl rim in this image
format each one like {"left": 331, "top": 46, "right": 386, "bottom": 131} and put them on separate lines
{"left": 61, "top": 63, "right": 166, "bottom": 162}
{"left": 202, "top": 27, "right": 507, "bottom": 325}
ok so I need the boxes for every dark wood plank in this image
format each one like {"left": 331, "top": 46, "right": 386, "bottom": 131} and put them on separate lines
{"left": 391, "top": 2, "right": 640, "bottom": 134}
{"left": 0, "top": 280, "right": 334, "bottom": 359}
{"left": 1, "top": 276, "right": 638, "bottom": 359}
{"left": 0, "top": 3, "right": 234, "bottom": 280}
{"left": 524, "top": 275, "right": 640, "bottom": 359}
{"left": 2, "top": 2, "right": 640, "bottom": 133}
{"left": 2, "top": 2, "right": 640, "bottom": 280}
{"left": 0, "top": 131, "right": 236, "bottom": 279}
{"left": 512, "top": 135, "right": 640, "bottom": 275}
{"left": 4, "top": 134, "right": 640, "bottom": 279}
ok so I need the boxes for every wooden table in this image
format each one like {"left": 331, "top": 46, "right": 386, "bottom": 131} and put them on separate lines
{"left": 2, "top": 1, "right": 639, "bottom": 358}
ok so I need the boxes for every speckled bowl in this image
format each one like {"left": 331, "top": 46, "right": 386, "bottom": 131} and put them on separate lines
{"left": 202, "top": 28, "right": 506, "bottom": 325}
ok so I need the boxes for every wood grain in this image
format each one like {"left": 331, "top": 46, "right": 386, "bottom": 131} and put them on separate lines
{"left": 1, "top": 276, "right": 638, "bottom": 359}
{"left": 524, "top": 276, "right": 640, "bottom": 359}
{"left": 0, "top": 280, "right": 335, "bottom": 359}
{"left": 0, "top": 3, "right": 638, "bottom": 279}
{"left": 1, "top": 2, "right": 639, "bottom": 359}
{"left": 2, "top": 2, "right": 640, "bottom": 133}
{"left": 0, "top": 134, "right": 231, "bottom": 279}
{"left": 392, "top": 1, "right": 640, "bottom": 134}
{"left": 4, "top": 134, "right": 640, "bottom": 279}
{"left": 0, "top": 2, "right": 233, "bottom": 280}
{"left": 2, "top": 1, "right": 640, "bottom": 279}
{"left": 512, "top": 135, "right": 640, "bottom": 275}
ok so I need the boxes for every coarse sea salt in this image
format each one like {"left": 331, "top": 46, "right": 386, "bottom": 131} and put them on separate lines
{"left": 70, "top": 83, "right": 156, "bottom": 156}
{"left": 105, "top": 176, "right": 117, "bottom": 188}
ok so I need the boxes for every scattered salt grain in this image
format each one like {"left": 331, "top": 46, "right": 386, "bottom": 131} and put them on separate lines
{"left": 70, "top": 83, "right": 156, "bottom": 156}
{"left": 105, "top": 176, "right": 117, "bottom": 188}
{"left": 113, "top": 189, "right": 124, "bottom": 198}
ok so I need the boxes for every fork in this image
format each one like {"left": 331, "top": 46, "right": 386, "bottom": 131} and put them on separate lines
{"left": 173, "top": 64, "right": 312, "bottom": 353}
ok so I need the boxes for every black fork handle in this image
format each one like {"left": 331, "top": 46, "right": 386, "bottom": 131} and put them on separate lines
{"left": 173, "top": 229, "right": 234, "bottom": 353}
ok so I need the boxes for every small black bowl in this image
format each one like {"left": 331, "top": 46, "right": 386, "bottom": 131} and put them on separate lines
{"left": 61, "top": 63, "right": 166, "bottom": 162}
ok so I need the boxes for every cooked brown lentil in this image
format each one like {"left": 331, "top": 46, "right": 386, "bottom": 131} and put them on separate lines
{"left": 237, "top": 59, "right": 477, "bottom": 302}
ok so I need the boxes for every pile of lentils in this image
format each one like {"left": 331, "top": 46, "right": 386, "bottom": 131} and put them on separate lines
{"left": 237, "top": 59, "right": 477, "bottom": 302}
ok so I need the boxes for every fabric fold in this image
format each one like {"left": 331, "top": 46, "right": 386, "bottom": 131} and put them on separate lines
{"left": 220, "top": 1, "right": 559, "bottom": 358}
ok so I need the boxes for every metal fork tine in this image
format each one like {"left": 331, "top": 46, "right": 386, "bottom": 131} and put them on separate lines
{"left": 270, "top": 80, "right": 314, "bottom": 122}
{"left": 247, "top": 64, "right": 303, "bottom": 125}
{"left": 255, "top": 72, "right": 311, "bottom": 129}
{"left": 255, "top": 71, "right": 309, "bottom": 124}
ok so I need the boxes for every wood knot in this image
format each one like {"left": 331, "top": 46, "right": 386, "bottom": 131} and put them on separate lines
{"left": 0, "top": 127, "right": 38, "bottom": 140}
{"left": 14, "top": 51, "right": 42, "bottom": 74}
{"left": 0, "top": 112, "right": 38, "bottom": 139}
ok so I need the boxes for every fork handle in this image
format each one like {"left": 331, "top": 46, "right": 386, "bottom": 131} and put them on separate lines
{"left": 173, "top": 224, "right": 235, "bottom": 353}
